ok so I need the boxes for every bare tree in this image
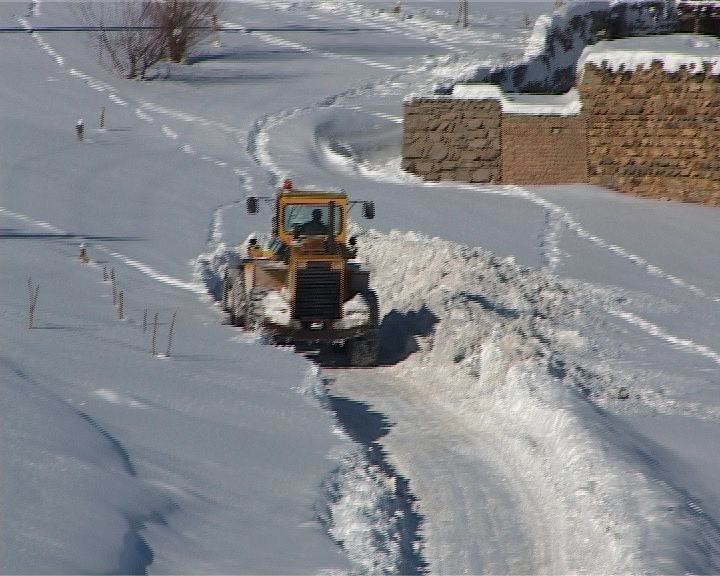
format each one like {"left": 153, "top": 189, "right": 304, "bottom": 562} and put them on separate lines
{"left": 78, "top": 1, "right": 165, "bottom": 79}
{"left": 78, "top": 1, "right": 221, "bottom": 78}
{"left": 149, "top": 1, "right": 221, "bottom": 63}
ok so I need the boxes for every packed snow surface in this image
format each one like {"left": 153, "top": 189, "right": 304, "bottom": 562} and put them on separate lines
{"left": 3, "top": 0, "right": 720, "bottom": 574}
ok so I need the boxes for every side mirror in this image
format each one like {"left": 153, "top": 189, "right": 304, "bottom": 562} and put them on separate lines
{"left": 246, "top": 196, "right": 259, "bottom": 214}
{"left": 362, "top": 201, "right": 375, "bottom": 220}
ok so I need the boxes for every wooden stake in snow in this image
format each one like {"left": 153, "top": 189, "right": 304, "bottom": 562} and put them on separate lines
{"left": 103, "top": 265, "right": 108, "bottom": 282}
{"left": 27, "top": 277, "right": 39, "bottom": 329}
{"left": 118, "top": 291, "right": 124, "bottom": 320}
{"left": 99, "top": 106, "right": 105, "bottom": 129}
{"left": 79, "top": 243, "right": 89, "bottom": 264}
{"left": 166, "top": 311, "right": 177, "bottom": 357}
{"left": 151, "top": 312, "right": 159, "bottom": 355}
{"left": 143, "top": 308, "right": 148, "bottom": 333}
{"left": 456, "top": 0, "right": 468, "bottom": 27}
{"left": 111, "top": 268, "right": 117, "bottom": 305}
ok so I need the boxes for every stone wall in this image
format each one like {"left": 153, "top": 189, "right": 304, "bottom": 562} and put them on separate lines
{"left": 402, "top": 98, "right": 501, "bottom": 183}
{"left": 579, "top": 62, "right": 720, "bottom": 203}
{"left": 501, "top": 114, "right": 588, "bottom": 184}
{"left": 402, "top": 61, "right": 720, "bottom": 204}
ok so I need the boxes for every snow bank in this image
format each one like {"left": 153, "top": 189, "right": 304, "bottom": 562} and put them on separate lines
{"left": 357, "top": 228, "right": 720, "bottom": 573}
{"left": 2, "top": 369, "right": 168, "bottom": 574}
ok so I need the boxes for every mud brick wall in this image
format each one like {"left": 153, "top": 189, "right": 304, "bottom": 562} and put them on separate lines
{"left": 579, "top": 62, "right": 720, "bottom": 204}
{"left": 501, "top": 115, "right": 588, "bottom": 184}
{"left": 402, "top": 98, "right": 502, "bottom": 183}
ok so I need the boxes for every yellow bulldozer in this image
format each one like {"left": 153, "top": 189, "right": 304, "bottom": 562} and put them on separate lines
{"left": 222, "top": 179, "right": 379, "bottom": 367}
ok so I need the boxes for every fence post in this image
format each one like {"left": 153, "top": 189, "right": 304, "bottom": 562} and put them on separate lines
{"left": 111, "top": 268, "right": 117, "bottom": 305}
{"left": 118, "top": 291, "right": 124, "bottom": 320}
{"left": 103, "top": 265, "right": 108, "bottom": 281}
{"left": 143, "top": 308, "right": 148, "bottom": 333}
{"left": 166, "top": 311, "right": 177, "bottom": 357}
{"left": 151, "top": 312, "right": 159, "bottom": 355}
{"left": 27, "top": 277, "right": 39, "bottom": 329}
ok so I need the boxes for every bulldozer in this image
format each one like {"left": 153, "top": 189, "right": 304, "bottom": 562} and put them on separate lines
{"left": 222, "top": 179, "right": 380, "bottom": 367}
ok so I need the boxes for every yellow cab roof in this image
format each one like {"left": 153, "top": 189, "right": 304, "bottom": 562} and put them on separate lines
{"left": 279, "top": 190, "right": 348, "bottom": 201}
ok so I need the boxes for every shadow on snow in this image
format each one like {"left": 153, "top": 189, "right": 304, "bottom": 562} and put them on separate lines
{"left": 324, "top": 390, "right": 428, "bottom": 575}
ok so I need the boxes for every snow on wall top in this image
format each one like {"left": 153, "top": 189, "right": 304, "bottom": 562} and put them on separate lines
{"left": 452, "top": 84, "right": 583, "bottom": 116}
{"left": 577, "top": 34, "right": 720, "bottom": 77}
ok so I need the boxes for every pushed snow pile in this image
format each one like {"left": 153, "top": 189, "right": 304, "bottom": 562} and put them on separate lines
{"left": 194, "top": 234, "right": 269, "bottom": 303}
{"left": 578, "top": 34, "right": 720, "bottom": 77}
{"left": 321, "top": 450, "right": 406, "bottom": 574}
{"left": 306, "top": 366, "right": 421, "bottom": 575}
{"left": 454, "top": 0, "right": 677, "bottom": 93}
{"left": 358, "top": 228, "right": 720, "bottom": 573}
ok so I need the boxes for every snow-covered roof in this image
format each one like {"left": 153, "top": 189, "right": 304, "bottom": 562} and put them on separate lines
{"left": 452, "top": 84, "right": 582, "bottom": 115}
{"left": 577, "top": 34, "right": 720, "bottom": 77}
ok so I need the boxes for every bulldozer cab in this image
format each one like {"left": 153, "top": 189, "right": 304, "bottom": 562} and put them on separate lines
{"left": 276, "top": 192, "right": 348, "bottom": 245}
{"left": 228, "top": 180, "right": 379, "bottom": 365}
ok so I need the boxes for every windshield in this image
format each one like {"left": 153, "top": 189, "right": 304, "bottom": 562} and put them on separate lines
{"left": 283, "top": 204, "right": 343, "bottom": 235}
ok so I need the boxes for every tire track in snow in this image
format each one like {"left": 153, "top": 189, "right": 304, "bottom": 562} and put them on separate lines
{"left": 432, "top": 182, "right": 718, "bottom": 303}
{"left": 18, "top": 23, "right": 247, "bottom": 176}
{"left": 246, "top": 53, "right": 458, "bottom": 187}
{"left": 247, "top": 29, "right": 402, "bottom": 71}
{"left": 136, "top": 101, "right": 247, "bottom": 141}
{"left": 0, "top": 206, "right": 206, "bottom": 295}
{"left": 205, "top": 168, "right": 255, "bottom": 249}
{"left": 608, "top": 309, "right": 720, "bottom": 367}
{"left": 95, "top": 246, "right": 206, "bottom": 295}
{"left": 238, "top": 0, "right": 483, "bottom": 55}
{"left": 539, "top": 202, "right": 564, "bottom": 272}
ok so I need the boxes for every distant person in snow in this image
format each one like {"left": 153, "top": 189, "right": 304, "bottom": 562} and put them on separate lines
{"left": 75, "top": 119, "right": 84, "bottom": 141}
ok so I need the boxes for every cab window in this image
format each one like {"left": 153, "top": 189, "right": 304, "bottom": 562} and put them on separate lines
{"left": 283, "top": 204, "right": 343, "bottom": 235}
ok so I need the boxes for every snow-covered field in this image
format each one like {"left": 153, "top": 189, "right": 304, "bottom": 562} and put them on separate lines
{"left": 3, "top": 1, "right": 720, "bottom": 573}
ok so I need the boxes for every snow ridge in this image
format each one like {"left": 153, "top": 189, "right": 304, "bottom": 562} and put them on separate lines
{"left": 0, "top": 206, "right": 206, "bottom": 295}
